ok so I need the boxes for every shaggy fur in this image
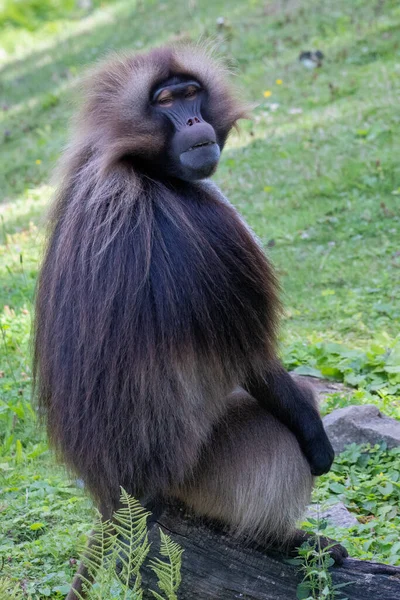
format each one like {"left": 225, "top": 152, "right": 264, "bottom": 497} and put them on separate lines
{"left": 33, "top": 47, "right": 336, "bottom": 599}
{"left": 34, "top": 44, "right": 281, "bottom": 509}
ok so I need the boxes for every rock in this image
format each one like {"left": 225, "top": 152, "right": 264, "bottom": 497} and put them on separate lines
{"left": 290, "top": 372, "right": 351, "bottom": 402}
{"left": 306, "top": 501, "right": 358, "bottom": 528}
{"left": 323, "top": 405, "right": 400, "bottom": 453}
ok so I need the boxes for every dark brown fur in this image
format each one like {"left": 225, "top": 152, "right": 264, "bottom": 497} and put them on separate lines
{"left": 34, "top": 45, "right": 279, "bottom": 511}
{"left": 33, "top": 45, "right": 343, "bottom": 598}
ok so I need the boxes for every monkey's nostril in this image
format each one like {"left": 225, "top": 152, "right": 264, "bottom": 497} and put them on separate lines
{"left": 187, "top": 118, "right": 193, "bottom": 126}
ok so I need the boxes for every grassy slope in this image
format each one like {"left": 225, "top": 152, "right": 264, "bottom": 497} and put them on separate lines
{"left": 1, "top": 0, "right": 399, "bottom": 597}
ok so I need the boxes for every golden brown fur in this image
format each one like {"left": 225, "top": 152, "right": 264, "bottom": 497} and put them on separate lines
{"left": 173, "top": 389, "right": 313, "bottom": 544}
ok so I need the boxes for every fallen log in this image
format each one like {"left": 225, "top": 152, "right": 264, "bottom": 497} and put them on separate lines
{"left": 143, "top": 501, "right": 400, "bottom": 600}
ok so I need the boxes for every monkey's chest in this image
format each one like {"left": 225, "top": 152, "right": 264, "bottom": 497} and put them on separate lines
{"left": 148, "top": 195, "right": 276, "bottom": 364}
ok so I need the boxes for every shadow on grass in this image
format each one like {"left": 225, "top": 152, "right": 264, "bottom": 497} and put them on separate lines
{"left": 1, "top": 3, "right": 150, "bottom": 107}
{"left": 0, "top": 0, "right": 235, "bottom": 109}
{"left": 0, "top": 0, "right": 235, "bottom": 202}
{"left": 1, "top": 0, "right": 399, "bottom": 207}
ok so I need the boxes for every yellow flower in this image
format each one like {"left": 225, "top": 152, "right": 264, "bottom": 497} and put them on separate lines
{"left": 35, "top": 159, "right": 42, "bottom": 165}
{"left": 276, "top": 79, "right": 283, "bottom": 85}
{"left": 263, "top": 90, "right": 272, "bottom": 98}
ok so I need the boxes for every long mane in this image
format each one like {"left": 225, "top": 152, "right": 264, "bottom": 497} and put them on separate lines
{"left": 33, "top": 46, "right": 279, "bottom": 510}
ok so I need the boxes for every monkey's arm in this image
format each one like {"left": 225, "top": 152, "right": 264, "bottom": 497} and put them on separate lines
{"left": 244, "top": 363, "right": 334, "bottom": 476}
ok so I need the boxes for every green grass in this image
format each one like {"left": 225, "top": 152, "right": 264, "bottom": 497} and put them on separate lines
{"left": 1, "top": 0, "right": 400, "bottom": 597}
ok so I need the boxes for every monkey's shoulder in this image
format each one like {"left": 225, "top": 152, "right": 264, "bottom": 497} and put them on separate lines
{"left": 147, "top": 182, "right": 277, "bottom": 351}
{"left": 155, "top": 181, "right": 259, "bottom": 253}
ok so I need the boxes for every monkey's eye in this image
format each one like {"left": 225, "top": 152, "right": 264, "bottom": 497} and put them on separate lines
{"left": 157, "top": 91, "right": 173, "bottom": 107}
{"left": 185, "top": 86, "right": 198, "bottom": 99}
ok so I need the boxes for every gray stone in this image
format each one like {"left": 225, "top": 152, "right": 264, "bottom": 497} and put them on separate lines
{"left": 306, "top": 501, "right": 358, "bottom": 528}
{"left": 323, "top": 404, "right": 400, "bottom": 453}
{"left": 290, "top": 372, "right": 351, "bottom": 402}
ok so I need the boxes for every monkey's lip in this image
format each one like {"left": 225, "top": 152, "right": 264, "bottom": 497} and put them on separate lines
{"left": 179, "top": 142, "right": 220, "bottom": 179}
{"left": 185, "top": 140, "right": 217, "bottom": 152}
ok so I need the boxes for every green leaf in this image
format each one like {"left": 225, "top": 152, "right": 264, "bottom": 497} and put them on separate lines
{"left": 384, "top": 366, "right": 400, "bottom": 374}
{"left": 150, "top": 592, "right": 166, "bottom": 600}
{"left": 378, "top": 482, "right": 394, "bottom": 496}
{"left": 150, "top": 530, "right": 183, "bottom": 600}
{"left": 333, "top": 581, "right": 353, "bottom": 589}
{"left": 293, "top": 365, "right": 324, "bottom": 378}
{"left": 296, "top": 581, "right": 311, "bottom": 600}
{"left": 320, "top": 366, "right": 342, "bottom": 379}
{"left": 389, "top": 542, "right": 400, "bottom": 558}
{"left": 15, "top": 439, "right": 23, "bottom": 465}
{"left": 321, "top": 585, "right": 330, "bottom": 595}
{"left": 344, "top": 373, "right": 366, "bottom": 386}
{"left": 329, "top": 482, "right": 346, "bottom": 494}
{"left": 29, "top": 522, "right": 45, "bottom": 531}
{"left": 285, "top": 557, "right": 303, "bottom": 565}
{"left": 52, "top": 585, "right": 71, "bottom": 594}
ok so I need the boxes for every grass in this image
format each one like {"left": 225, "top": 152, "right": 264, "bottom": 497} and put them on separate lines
{"left": 0, "top": 0, "right": 399, "bottom": 597}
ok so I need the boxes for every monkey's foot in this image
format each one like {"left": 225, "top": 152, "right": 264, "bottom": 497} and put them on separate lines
{"left": 288, "top": 529, "right": 349, "bottom": 566}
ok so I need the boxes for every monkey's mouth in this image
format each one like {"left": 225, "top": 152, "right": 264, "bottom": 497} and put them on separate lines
{"left": 186, "top": 140, "right": 217, "bottom": 151}
{"left": 180, "top": 142, "right": 221, "bottom": 179}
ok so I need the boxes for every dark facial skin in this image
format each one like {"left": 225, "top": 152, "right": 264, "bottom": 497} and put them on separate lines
{"left": 151, "top": 76, "right": 221, "bottom": 181}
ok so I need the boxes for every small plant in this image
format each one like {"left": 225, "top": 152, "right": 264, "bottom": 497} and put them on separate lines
{"left": 292, "top": 535, "right": 349, "bottom": 600}
{"left": 72, "top": 488, "right": 183, "bottom": 600}
{"left": 149, "top": 531, "right": 183, "bottom": 600}
{"left": 0, "top": 578, "right": 25, "bottom": 600}
{"left": 291, "top": 487, "right": 351, "bottom": 600}
{"left": 311, "top": 443, "right": 400, "bottom": 565}
{"left": 284, "top": 334, "right": 400, "bottom": 401}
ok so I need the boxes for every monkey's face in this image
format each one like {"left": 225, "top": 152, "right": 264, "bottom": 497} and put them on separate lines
{"left": 78, "top": 46, "right": 248, "bottom": 178}
{"left": 151, "top": 76, "right": 221, "bottom": 181}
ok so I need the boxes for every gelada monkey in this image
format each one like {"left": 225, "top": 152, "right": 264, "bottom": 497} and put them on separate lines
{"left": 33, "top": 44, "right": 347, "bottom": 598}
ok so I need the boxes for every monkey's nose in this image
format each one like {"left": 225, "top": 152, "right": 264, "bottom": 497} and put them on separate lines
{"left": 186, "top": 117, "right": 201, "bottom": 126}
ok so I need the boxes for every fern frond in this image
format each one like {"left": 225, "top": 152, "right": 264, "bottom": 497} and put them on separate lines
{"left": 69, "top": 490, "right": 182, "bottom": 600}
{"left": 149, "top": 529, "right": 184, "bottom": 600}
{"left": 72, "top": 509, "right": 117, "bottom": 599}
{"left": 0, "top": 578, "right": 24, "bottom": 600}
{"left": 113, "top": 487, "right": 151, "bottom": 599}
{"left": 80, "top": 512, "right": 116, "bottom": 576}
{"left": 150, "top": 592, "right": 166, "bottom": 600}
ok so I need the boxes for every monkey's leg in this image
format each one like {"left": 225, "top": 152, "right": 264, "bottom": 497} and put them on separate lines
{"left": 172, "top": 396, "right": 347, "bottom": 563}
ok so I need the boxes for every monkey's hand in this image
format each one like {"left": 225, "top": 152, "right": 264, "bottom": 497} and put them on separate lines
{"left": 300, "top": 426, "right": 335, "bottom": 476}
{"left": 243, "top": 365, "right": 335, "bottom": 476}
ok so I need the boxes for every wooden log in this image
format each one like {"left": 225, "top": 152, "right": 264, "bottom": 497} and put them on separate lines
{"left": 143, "top": 502, "right": 400, "bottom": 600}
